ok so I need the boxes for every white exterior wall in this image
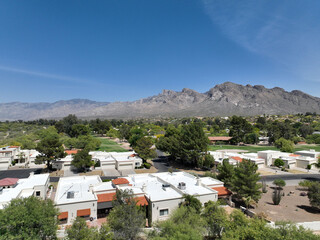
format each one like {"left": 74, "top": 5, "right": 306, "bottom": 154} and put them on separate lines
{"left": 57, "top": 200, "right": 98, "bottom": 225}
{"left": 196, "top": 193, "right": 218, "bottom": 204}
{"left": 117, "top": 162, "right": 134, "bottom": 171}
{"left": 151, "top": 198, "right": 182, "bottom": 222}
{"left": 101, "top": 162, "right": 116, "bottom": 169}
{"left": 296, "top": 159, "right": 316, "bottom": 169}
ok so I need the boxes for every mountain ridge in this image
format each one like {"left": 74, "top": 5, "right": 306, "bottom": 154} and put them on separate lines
{"left": 0, "top": 82, "right": 319, "bottom": 120}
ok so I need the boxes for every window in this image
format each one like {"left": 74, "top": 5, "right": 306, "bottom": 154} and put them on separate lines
{"left": 35, "top": 191, "right": 41, "bottom": 197}
{"left": 159, "top": 209, "right": 169, "bottom": 216}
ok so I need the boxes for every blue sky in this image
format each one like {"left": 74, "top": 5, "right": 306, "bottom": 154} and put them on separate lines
{"left": 0, "top": 0, "right": 320, "bottom": 103}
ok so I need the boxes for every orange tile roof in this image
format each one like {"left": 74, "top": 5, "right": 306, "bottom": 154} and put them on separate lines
{"left": 112, "top": 178, "right": 129, "bottom": 185}
{"left": 58, "top": 212, "right": 68, "bottom": 220}
{"left": 77, "top": 208, "right": 91, "bottom": 217}
{"left": 97, "top": 192, "right": 116, "bottom": 203}
{"left": 0, "top": 178, "right": 19, "bottom": 187}
{"left": 135, "top": 196, "right": 148, "bottom": 206}
{"left": 65, "top": 150, "right": 79, "bottom": 155}
{"left": 9, "top": 146, "right": 20, "bottom": 148}
{"left": 212, "top": 187, "right": 232, "bottom": 196}
{"left": 208, "top": 137, "right": 232, "bottom": 141}
{"left": 231, "top": 156, "right": 242, "bottom": 162}
{"left": 289, "top": 154, "right": 301, "bottom": 157}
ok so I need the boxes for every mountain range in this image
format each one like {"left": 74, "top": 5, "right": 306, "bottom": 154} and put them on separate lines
{"left": 1, "top": 82, "right": 319, "bottom": 121}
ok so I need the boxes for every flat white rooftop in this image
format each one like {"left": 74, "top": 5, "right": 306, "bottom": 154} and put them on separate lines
{"left": 55, "top": 175, "right": 101, "bottom": 205}
{"left": 93, "top": 182, "right": 114, "bottom": 192}
{"left": 154, "top": 172, "right": 214, "bottom": 196}
{"left": 0, "top": 173, "right": 49, "bottom": 209}
{"left": 125, "top": 174, "right": 182, "bottom": 201}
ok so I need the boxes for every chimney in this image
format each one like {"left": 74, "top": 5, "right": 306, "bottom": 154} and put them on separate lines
{"left": 196, "top": 178, "right": 201, "bottom": 186}
{"left": 142, "top": 184, "right": 147, "bottom": 192}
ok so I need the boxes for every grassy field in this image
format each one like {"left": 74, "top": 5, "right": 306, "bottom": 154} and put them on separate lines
{"left": 208, "top": 144, "right": 320, "bottom": 153}
{"left": 96, "top": 138, "right": 128, "bottom": 152}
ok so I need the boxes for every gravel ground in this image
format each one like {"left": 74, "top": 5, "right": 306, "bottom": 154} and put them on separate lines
{"left": 253, "top": 185, "right": 320, "bottom": 222}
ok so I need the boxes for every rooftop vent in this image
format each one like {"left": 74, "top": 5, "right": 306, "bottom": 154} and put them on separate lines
{"left": 162, "top": 184, "right": 170, "bottom": 188}
{"left": 67, "top": 191, "right": 75, "bottom": 199}
{"left": 178, "top": 182, "right": 186, "bottom": 190}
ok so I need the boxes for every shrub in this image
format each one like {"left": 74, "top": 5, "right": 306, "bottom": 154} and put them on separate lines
{"left": 144, "top": 162, "right": 151, "bottom": 169}
{"left": 262, "top": 180, "right": 268, "bottom": 193}
{"left": 274, "top": 158, "right": 284, "bottom": 168}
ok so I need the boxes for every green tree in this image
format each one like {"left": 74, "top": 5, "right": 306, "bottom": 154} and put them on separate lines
{"left": 71, "top": 149, "right": 94, "bottom": 172}
{"left": 202, "top": 201, "right": 228, "bottom": 238}
{"left": 0, "top": 197, "right": 58, "bottom": 240}
{"left": 217, "top": 159, "right": 235, "bottom": 188}
{"left": 178, "top": 122, "right": 209, "bottom": 167}
{"left": 133, "top": 137, "right": 157, "bottom": 161}
{"left": 273, "top": 179, "right": 286, "bottom": 189}
{"left": 66, "top": 217, "right": 99, "bottom": 240}
{"left": 230, "top": 159, "right": 262, "bottom": 202}
{"left": 66, "top": 217, "right": 113, "bottom": 240}
{"left": 203, "top": 154, "right": 214, "bottom": 169}
{"left": 70, "top": 124, "right": 90, "bottom": 138}
{"left": 108, "top": 190, "right": 145, "bottom": 240}
{"left": 180, "top": 194, "right": 202, "bottom": 214}
{"left": 148, "top": 206, "right": 205, "bottom": 240}
{"left": 156, "top": 122, "right": 208, "bottom": 167}
{"left": 35, "top": 127, "right": 66, "bottom": 169}
{"left": 275, "top": 137, "right": 294, "bottom": 152}
{"left": 307, "top": 181, "right": 320, "bottom": 210}
{"left": 229, "top": 116, "right": 253, "bottom": 144}
{"left": 274, "top": 158, "right": 285, "bottom": 168}
{"left": 128, "top": 127, "right": 146, "bottom": 147}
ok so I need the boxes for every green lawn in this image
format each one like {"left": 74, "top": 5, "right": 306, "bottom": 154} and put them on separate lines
{"left": 208, "top": 144, "right": 320, "bottom": 153}
{"left": 96, "top": 138, "right": 128, "bottom": 152}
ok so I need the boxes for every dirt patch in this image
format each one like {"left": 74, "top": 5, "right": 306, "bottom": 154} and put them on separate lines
{"left": 253, "top": 186, "right": 320, "bottom": 222}
{"left": 104, "top": 137, "right": 132, "bottom": 150}
{"left": 288, "top": 169, "right": 308, "bottom": 174}
{"left": 49, "top": 170, "right": 64, "bottom": 177}
{"left": 79, "top": 170, "right": 104, "bottom": 176}
{"left": 257, "top": 170, "right": 276, "bottom": 176}
{"left": 135, "top": 159, "right": 158, "bottom": 174}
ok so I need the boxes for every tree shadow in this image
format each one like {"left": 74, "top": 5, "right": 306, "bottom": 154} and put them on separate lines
{"left": 296, "top": 205, "right": 320, "bottom": 214}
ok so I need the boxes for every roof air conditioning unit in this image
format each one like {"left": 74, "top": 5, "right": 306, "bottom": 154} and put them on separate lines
{"left": 178, "top": 182, "right": 186, "bottom": 190}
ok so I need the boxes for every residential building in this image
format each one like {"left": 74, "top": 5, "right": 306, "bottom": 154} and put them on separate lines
{"left": 0, "top": 173, "right": 49, "bottom": 209}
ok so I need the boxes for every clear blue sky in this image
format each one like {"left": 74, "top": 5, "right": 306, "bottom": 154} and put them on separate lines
{"left": 1, "top": 0, "right": 320, "bottom": 103}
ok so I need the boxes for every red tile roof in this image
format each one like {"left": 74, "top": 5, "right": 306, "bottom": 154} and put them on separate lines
{"left": 212, "top": 187, "right": 232, "bottom": 196}
{"left": 65, "top": 150, "right": 79, "bottom": 155}
{"left": 58, "top": 212, "right": 68, "bottom": 220}
{"left": 9, "top": 146, "right": 20, "bottom": 148}
{"left": 208, "top": 137, "right": 232, "bottom": 141}
{"left": 77, "top": 208, "right": 91, "bottom": 217}
{"left": 231, "top": 156, "right": 242, "bottom": 162}
{"left": 135, "top": 196, "right": 148, "bottom": 206}
{"left": 97, "top": 192, "right": 116, "bottom": 203}
{"left": 112, "top": 178, "right": 129, "bottom": 185}
{"left": 0, "top": 178, "right": 19, "bottom": 187}
{"left": 289, "top": 154, "right": 300, "bottom": 157}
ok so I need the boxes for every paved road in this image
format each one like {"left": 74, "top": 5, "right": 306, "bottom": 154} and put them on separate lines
{"left": 152, "top": 157, "right": 170, "bottom": 172}
{"left": 261, "top": 174, "right": 320, "bottom": 182}
{"left": 0, "top": 168, "right": 42, "bottom": 180}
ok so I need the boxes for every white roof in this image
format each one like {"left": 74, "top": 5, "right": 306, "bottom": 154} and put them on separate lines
{"left": 117, "top": 186, "right": 144, "bottom": 195}
{"left": 295, "top": 150, "right": 320, "bottom": 154}
{"left": 200, "top": 177, "right": 224, "bottom": 187}
{"left": 55, "top": 175, "right": 101, "bottom": 205}
{"left": 126, "top": 174, "right": 182, "bottom": 201}
{"left": 93, "top": 182, "right": 114, "bottom": 192}
{"left": 0, "top": 173, "right": 49, "bottom": 209}
{"left": 154, "top": 172, "right": 215, "bottom": 196}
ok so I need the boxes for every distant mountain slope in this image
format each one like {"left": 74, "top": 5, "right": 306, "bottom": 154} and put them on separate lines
{"left": 0, "top": 82, "right": 319, "bottom": 120}
{"left": 0, "top": 99, "right": 109, "bottom": 121}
